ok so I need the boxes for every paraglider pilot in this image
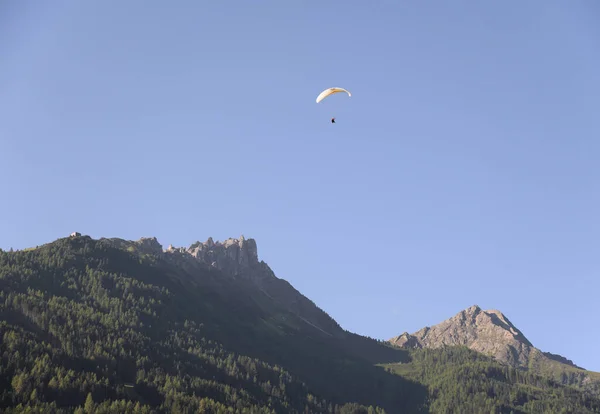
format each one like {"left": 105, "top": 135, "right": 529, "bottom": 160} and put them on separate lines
{"left": 331, "top": 117, "right": 335, "bottom": 124}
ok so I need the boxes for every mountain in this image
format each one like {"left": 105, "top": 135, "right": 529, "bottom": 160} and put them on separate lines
{"left": 388, "top": 305, "right": 600, "bottom": 394}
{"left": 0, "top": 234, "right": 599, "bottom": 413}
{"left": 389, "top": 305, "right": 541, "bottom": 367}
{"left": 0, "top": 234, "right": 425, "bottom": 413}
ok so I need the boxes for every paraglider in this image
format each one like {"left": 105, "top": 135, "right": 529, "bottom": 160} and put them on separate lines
{"left": 316, "top": 87, "right": 351, "bottom": 123}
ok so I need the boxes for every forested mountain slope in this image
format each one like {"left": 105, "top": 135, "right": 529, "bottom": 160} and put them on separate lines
{"left": 0, "top": 235, "right": 425, "bottom": 413}
{"left": 0, "top": 234, "right": 598, "bottom": 413}
{"left": 383, "top": 347, "right": 600, "bottom": 414}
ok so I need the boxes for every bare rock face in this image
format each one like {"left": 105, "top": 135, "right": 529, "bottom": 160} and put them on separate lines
{"left": 392, "top": 332, "right": 422, "bottom": 349}
{"left": 389, "top": 305, "right": 537, "bottom": 367}
{"left": 186, "top": 235, "right": 259, "bottom": 276}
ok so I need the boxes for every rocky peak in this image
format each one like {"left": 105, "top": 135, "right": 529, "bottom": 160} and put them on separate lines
{"left": 135, "top": 237, "right": 164, "bottom": 255}
{"left": 184, "top": 236, "right": 259, "bottom": 276}
{"left": 389, "top": 305, "right": 535, "bottom": 367}
{"left": 393, "top": 332, "right": 422, "bottom": 349}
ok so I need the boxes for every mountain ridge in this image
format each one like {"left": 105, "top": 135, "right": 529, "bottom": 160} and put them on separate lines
{"left": 2, "top": 233, "right": 600, "bottom": 413}
{"left": 11, "top": 233, "right": 597, "bottom": 373}
{"left": 1, "top": 233, "right": 428, "bottom": 413}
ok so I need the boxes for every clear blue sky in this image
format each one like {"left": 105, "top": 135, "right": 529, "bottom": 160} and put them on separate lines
{"left": 2, "top": 1, "right": 599, "bottom": 371}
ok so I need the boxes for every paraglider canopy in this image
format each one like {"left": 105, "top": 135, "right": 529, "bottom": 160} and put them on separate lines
{"left": 316, "top": 87, "right": 351, "bottom": 104}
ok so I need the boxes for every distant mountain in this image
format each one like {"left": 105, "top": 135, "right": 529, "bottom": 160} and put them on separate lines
{"left": 388, "top": 305, "right": 600, "bottom": 393}
{"left": 389, "top": 305, "right": 541, "bottom": 367}
{"left": 0, "top": 234, "right": 599, "bottom": 413}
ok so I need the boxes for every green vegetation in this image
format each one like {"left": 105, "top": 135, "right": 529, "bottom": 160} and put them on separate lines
{"left": 526, "top": 350, "right": 600, "bottom": 396}
{"left": 0, "top": 236, "right": 598, "bottom": 413}
{"left": 0, "top": 237, "right": 424, "bottom": 413}
{"left": 383, "top": 346, "right": 600, "bottom": 413}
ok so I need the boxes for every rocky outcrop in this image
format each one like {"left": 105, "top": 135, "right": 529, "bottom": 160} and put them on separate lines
{"left": 391, "top": 332, "right": 422, "bottom": 349}
{"left": 102, "top": 236, "right": 164, "bottom": 256}
{"left": 390, "top": 305, "right": 539, "bottom": 367}
{"left": 106, "top": 235, "right": 258, "bottom": 276}
{"left": 135, "top": 237, "right": 164, "bottom": 255}
{"left": 185, "top": 236, "right": 259, "bottom": 276}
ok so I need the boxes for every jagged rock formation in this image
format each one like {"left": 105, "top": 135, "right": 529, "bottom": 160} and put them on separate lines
{"left": 187, "top": 236, "right": 258, "bottom": 275}
{"left": 389, "top": 305, "right": 579, "bottom": 369}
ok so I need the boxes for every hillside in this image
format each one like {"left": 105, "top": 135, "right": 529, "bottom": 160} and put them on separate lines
{"left": 0, "top": 235, "right": 425, "bottom": 413}
{"left": 382, "top": 346, "right": 600, "bottom": 414}
{"left": 0, "top": 234, "right": 599, "bottom": 413}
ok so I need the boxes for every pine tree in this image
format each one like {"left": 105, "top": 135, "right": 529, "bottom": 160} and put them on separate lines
{"left": 84, "top": 392, "right": 95, "bottom": 414}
